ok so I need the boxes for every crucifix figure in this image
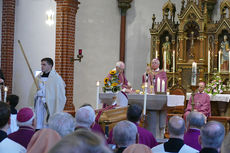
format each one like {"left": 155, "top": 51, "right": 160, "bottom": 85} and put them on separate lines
{"left": 185, "top": 31, "right": 197, "bottom": 60}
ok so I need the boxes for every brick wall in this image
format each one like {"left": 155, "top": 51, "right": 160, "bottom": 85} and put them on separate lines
{"left": 1, "top": 0, "right": 16, "bottom": 94}
{"left": 55, "top": 0, "right": 80, "bottom": 112}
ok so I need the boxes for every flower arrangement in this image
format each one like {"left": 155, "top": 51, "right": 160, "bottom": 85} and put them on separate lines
{"left": 103, "top": 70, "right": 121, "bottom": 93}
{"left": 205, "top": 74, "right": 226, "bottom": 95}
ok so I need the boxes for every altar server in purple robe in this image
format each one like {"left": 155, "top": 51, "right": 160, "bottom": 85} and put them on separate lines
{"left": 184, "top": 82, "right": 211, "bottom": 118}
{"left": 151, "top": 59, "right": 167, "bottom": 93}
{"left": 8, "top": 107, "right": 36, "bottom": 149}
{"left": 184, "top": 111, "right": 205, "bottom": 151}
{"left": 107, "top": 104, "right": 158, "bottom": 148}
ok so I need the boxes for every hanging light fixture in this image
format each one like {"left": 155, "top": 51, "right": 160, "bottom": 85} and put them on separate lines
{"left": 46, "top": 9, "right": 54, "bottom": 26}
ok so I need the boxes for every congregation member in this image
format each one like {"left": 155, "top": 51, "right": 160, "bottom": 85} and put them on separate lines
{"left": 27, "top": 128, "right": 61, "bottom": 153}
{"left": 29, "top": 57, "right": 66, "bottom": 129}
{"left": 48, "top": 129, "right": 112, "bottom": 153}
{"left": 151, "top": 116, "right": 198, "bottom": 153}
{"left": 184, "top": 111, "right": 205, "bottom": 151}
{"left": 8, "top": 107, "right": 35, "bottom": 148}
{"left": 113, "top": 121, "right": 138, "bottom": 153}
{"left": 108, "top": 104, "right": 158, "bottom": 148}
{"left": 184, "top": 82, "right": 211, "bottom": 119}
{"left": 221, "top": 132, "right": 230, "bottom": 153}
{"left": 6, "top": 94, "right": 19, "bottom": 133}
{"left": 123, "top": 144, "right": 152, "bottom": 153}
{"left": 48, "top": 112, "right": 76, "bottom": 137}
{"left": 0, "top": 102, "right": 26, "bottom": 153}
{"left": 199, "top": 121, "right": 225, "bottom": 153}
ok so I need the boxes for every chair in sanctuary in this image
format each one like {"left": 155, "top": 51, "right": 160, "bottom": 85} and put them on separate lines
{"left": 208, "top": 116, "right": 230, "bottom": 134}
{"left": 164, "top": 84, "right": 187, "bottom": 138}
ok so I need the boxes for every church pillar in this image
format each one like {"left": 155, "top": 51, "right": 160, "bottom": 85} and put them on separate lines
{"left": 117, "top": 0, "right": 133, "bottom": 62}
{"left": 55, "top": 0, "right": 80, "bottom": 113}
{"left": 199, "top": 36, "right": 204, "bottom": 62}
{"left": 214, "top": 40, "right": 218, "bottom": 71}
{"left": 179, "top": 36, "right": 183, "bottom": 62}
{"left": 1, "top": 0, "right": 16, "bottom": 94}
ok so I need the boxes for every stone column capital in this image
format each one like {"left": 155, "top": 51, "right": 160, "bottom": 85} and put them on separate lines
{"left": 117, "top": 0, "right": 133, "bottom": 15}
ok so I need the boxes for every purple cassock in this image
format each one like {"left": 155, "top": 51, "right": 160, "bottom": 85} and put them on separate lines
{"left": 152, "top": 70, "right": 167, "bottom": 93}
{"left": 91, "top": 122, "right": 105, "bottom": 136}
{"left": 107, "top": 123, "right": 158, "bottom": 148}
{"left": 8, "top": 126, "right": 35, "bottom": 148}
{"left": 184, "top": 128, "right": 201, "bottom": 151}
{"left": 184, "top": 92, "right": 211, "bottom": 118}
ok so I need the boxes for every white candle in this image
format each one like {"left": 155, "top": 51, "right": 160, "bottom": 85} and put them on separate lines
{"left": 96, "top": 81, "right": 100, "bottom": 109}
{"left": 229, "top": 51, "right": 230, "bottom": 73}
{"left": 157, "top": 77, "right": 161, "bottom": 92}
{"left": 4, "top": 86, "right": 8, "bottom": 102}
{"left": 155, "top": 50, "right": 158, "bottom": 59}
{"left": 0, "top": 88, "right": 2, "bottom": 101}
{"left": 191, "top": 62, "right": 197, "bottom": 86}
{"left": 219, "top": 50, "right": 221, "bottom": 73}
{"left": 143, "top": 82, "right": 147, "bottom": 115}
{"left": 173, "top": 50, "right": 175, "bottom": 73}
{"left": 161, "top": 80, "right": 165, "bottom": 92}
{"left": 164, "top": 51, "right": 166, "bottom": 71}
{"left": 208, "top": 50, "right": 210, "bottom": 74}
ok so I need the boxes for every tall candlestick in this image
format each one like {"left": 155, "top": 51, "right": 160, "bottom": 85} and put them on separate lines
{"left": 96, "top": 81, "right": 100, "bottom": 109}
{"left": 157, "top": 77, "right": 161, "bottom": 92}
{"left": 164, "top": 51, "right": 166, "bottom": 71}
{"left": 143, "top": 82, "right": 147, "bottom": 116}
{"left": 191, "top": 62, "right": 197, "bottom": 86}
{"left": 208, "top": 50, "right": 210, "bottom": 74}
{"left": 161, "top": 80, "right": 165, "bottom": 92}
{"left": 155, "top": 50, "right": 158, "bottom": 59}
{"left": 4, "top": 86, "right": 8, "bottom": 102}
{"left": 219, "top": 50, "right": 221, "bottom": 73}
{"left": 229, "top": 51, "right": 230, "bottom": 73}
{"left": 173, "top": 50, "right": 175, "bottom": 73}
{"left": 0, "top": 87, "right": 2, "bottom": 101}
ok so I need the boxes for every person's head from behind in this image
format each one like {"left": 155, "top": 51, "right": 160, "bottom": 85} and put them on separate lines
{"left": 116, "top": 61, "right": 125, "bottom": 74}
{"left": 48, "top": 129, "right": 112, "bottom": 153}
{"left": 41, "top": 57, "right": 53, "bottom": 73}
{"left": 0, "top": 102, "right": 10, "bottom": 131}
{"left": 17, "top": 107, "right": 35, "bottom": 128}
{"left": 221, "top": 132, "right": 230, "bottom": 153}
{"left": 168, "top": 116, "right": 185, "bottom": 139}
{"left": 198, "top": 82, "right": 205, "bottom": 93}
{"left": 200, "top": 121, "right": 225, "bottom": 151}
{"left": 6, "top": 94, "right": 19, "bottom": 108}
{"left": 113, "top": 120, "right": 138, "bottom": 148}
{"left": 48, "top": 112, "right": 76, "bottom": 137}
{"left": 186, "top": 111, "right": 205, "bottom": 129}
{"left": 151, "top": 59, "right": 160, "bottom": 71}
{"left": 75, "top": 106, "right": 95, "bottom": 129}
{"left": 127, "top": 104, "right": 142, "bottom": 123}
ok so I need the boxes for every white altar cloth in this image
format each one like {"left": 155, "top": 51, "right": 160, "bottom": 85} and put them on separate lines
{"left": 186, "top": 93, "right": 230, "bottom": 102}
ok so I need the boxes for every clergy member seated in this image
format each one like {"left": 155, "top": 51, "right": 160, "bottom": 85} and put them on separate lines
{"left": 113, "top": 121, "right": 138, "bottom": 153}
{"left": 8, "top": 107, "right": 36, "bottom": 149}
{"left": 151, "top": 116, "right": 198, "bottom": 153}
{"left": 0, "top": 102, "right": 26, "bottom": 153}
{"left": 107, "top": 61, "right": 132, "bottom": 93}
{"left": 107, "top": 104, "right": 158, "bottom": 148}
{"left": 184, "top": 111, "right": 205, "bottom": 151}
{"left": 184, "top": 82, "right": 211, "bottom": 119}
{"left": 6, "top": 94, "right": 19, "bottom": 134}
{"left": 199, "top": 121, "right": 225, "bottom": 153}
{"left": 48, "top": 112, "right": 76, "bottom": 137}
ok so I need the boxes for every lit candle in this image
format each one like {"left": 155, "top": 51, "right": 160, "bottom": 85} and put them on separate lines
{"left": 191, "top": 62, "right": 197, "bottom": 86}
{"left": 96, "top": 81, "right": 100, "bottom": 109}
{"left": 219, "top": 50, "right": 221, "bottom": 73}
{"left": 155, "top": 50, "right": 158, "bottom": 59}
{"left": 164, "top": 51, "right": 166, "bottom": 71}
{"left": 143, "top": 82, "right": 148, "bottom": 115}
{"left": 173, "top": 50, "right": 175, "bottom": 73}
{"left": 161, "top": 80, "right": 165, "bottom": 92}
{"left": 79, "top": 49, "right": 82, "bottom": 55}
{"left": 157, "top": 77, "right": 161, "bottom": 92}
{"left": 4, "top": 86, "right": 8, "bottom": 102}
{"left": 208, "top": 50, "right": 210, "bottom": 74}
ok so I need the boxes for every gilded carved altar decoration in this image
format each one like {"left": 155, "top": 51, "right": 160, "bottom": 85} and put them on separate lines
{"left": 150, "top": 0, "right": 230, "bottom": 91}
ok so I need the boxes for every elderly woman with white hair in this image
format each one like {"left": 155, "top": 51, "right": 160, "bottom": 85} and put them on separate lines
{"left": 48, "top": 112, "right": 76, "bottom": 137}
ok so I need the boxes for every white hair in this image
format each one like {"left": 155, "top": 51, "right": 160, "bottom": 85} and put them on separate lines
{"left": 75, "top": 106, "right": 95, "bottom": 128}
{"left": 48, "top": 112, "right": 76, "bottom": 137}
{"left": 116, "top": 61, "right": 125, "bottom": 68}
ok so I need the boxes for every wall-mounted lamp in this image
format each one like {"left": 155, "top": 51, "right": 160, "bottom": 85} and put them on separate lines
{"left": 71, "top": 49, "right": 84, "bottom": 62}
{"left": 46, "top": 9, "right": 54, "bottom": 26}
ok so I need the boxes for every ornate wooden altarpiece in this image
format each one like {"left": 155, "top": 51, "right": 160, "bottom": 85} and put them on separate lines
{"left": 150, "top": 0, "right": 230, "bottom": 91}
